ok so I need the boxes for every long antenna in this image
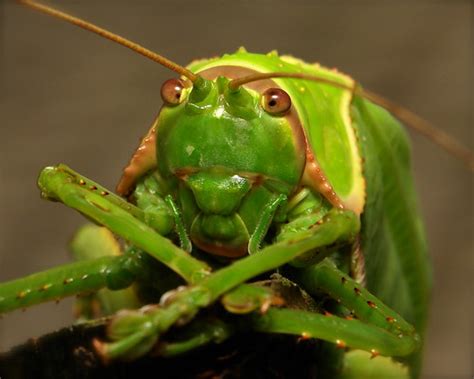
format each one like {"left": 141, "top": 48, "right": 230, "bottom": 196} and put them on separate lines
{"left": 361, "top": 89, "right": 474, "bottom": 171}
{"left": 18, "top": 0, "right": 199, "bottom": 83}
{"left": 230, "top": 72, "right": 474, "bottom": 171}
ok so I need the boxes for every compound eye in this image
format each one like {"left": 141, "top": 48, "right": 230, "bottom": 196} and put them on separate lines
{"left": 161, "top": 78, "right": 185, "bottom": 105}
{"left": 261, "top": 88, "right": 291, "bottom": 115}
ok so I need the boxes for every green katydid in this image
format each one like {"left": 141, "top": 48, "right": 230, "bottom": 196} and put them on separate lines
{"left": 1, "top": 1, "right": 472, "bottom": 378}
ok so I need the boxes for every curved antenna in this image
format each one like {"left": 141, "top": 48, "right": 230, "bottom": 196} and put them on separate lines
{"left": 18, "top": 0, "right": 199, "bottom": 83}
{"left": 361, "top": 89, "right": 474, "bottom": 171}
{"left": 230, "top": 72, "right": 474, "bottom": 171}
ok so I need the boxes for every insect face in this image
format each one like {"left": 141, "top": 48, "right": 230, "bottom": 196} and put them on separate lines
{"left": 154, "top": 76, "right": 305, "bottom": 256}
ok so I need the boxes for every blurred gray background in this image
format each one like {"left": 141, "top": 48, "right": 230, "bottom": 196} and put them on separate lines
{"left": 0, "top": 1, "right": 472, "bottom": 378}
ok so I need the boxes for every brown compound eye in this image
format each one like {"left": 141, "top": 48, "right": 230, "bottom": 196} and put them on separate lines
{"left": 261, "top": 88, "right": 291, "bottom": 115}
{"left": 161, "top": 78, "right": 185, "bottom": 105}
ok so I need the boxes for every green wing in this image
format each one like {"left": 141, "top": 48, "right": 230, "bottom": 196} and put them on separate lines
{"left": 352, "top": 97, "right": 431, "bottom": 376}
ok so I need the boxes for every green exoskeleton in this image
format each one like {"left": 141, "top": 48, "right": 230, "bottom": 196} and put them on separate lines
{"left": 1, "top": 1, "right": 472, "bottom": 378}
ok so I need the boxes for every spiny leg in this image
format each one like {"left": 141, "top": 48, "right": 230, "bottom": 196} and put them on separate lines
{"left": 292, "top": 260, "right": 417, "bottom": 337}
{"left": 155, "top": 310, "right": 408, "bottom": 378}
{"left": 249, "top": 307, "right": 416, "bottom": 358}
{"left": 219, "top": 281, "right": 410, "bottom": 377}
{"left": 96, "top": 208, "right": 360, "bottom": 359}
{"left": 99, "top": 210, "right": 419, "bottom": 361}
{"left": 54, "top": 164, "right": 145, "bottom": 220}
{"left": 189, "top": 261, "right": 419, "bottom": 359}
{"left": 18, "top": 165, "right": 369, "bottom": 363}
{"left": 261, "top": 259, "right": 420, "bottom": 357}
{"left": 38, "top": 165, "right": 211, "bottom": 283}
{"left": 0, "top": 254, "right": 139, "bottom": 314}
{"left": 117, "top": 268, "right": 417, "bottom": 362}
{"left": 103, "top": 269, "right": 415, "bottom": 363}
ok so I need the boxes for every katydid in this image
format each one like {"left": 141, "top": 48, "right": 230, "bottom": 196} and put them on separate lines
{"left": 1, "top": 1, "right": 472, "bottom": 379}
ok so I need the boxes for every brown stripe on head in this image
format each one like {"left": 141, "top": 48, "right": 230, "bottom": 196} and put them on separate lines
{"left": 301, "top": 148, "right": 344, "bottom": 209}
{"left": 116, "top": 115, "right": 159, "bottom": 196}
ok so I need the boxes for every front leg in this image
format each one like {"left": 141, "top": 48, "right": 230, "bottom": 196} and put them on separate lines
{"left": 250, "top": 260, "right": 419, "bottom": 378}
{"left": 96, "top": 207, "right": 360, "bottom": 359}
{"left": 36, "top": 167, "right": 372, "bottom": 363}
{"left": 252, "top": 260, "right": 420, "bottom": 357}
{"left": 268, "top": 190, "right": 420, "bottom": 373}
{"left": 38, "top": 165, "right": 210, "bottom": 283}
{"left": 0, "top": 252, "right": 139, "bottom": 314}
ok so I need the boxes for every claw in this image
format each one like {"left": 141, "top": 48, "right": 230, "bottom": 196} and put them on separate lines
{"left": 92, "top": 338, "right": 110, "bottom": 364}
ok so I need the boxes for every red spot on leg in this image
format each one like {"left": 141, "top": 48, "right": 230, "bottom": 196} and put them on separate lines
{"left": 39, "top": 283, "right": 52, "bottom": 292}
{"left": 17, "top": 291, "right": 27, "bottom": 299}
{"left": 367, "top": 300, "right": 377, "bottom": 308}
{"left": 297, "top": 332, "right": 312, "bottom": 342}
